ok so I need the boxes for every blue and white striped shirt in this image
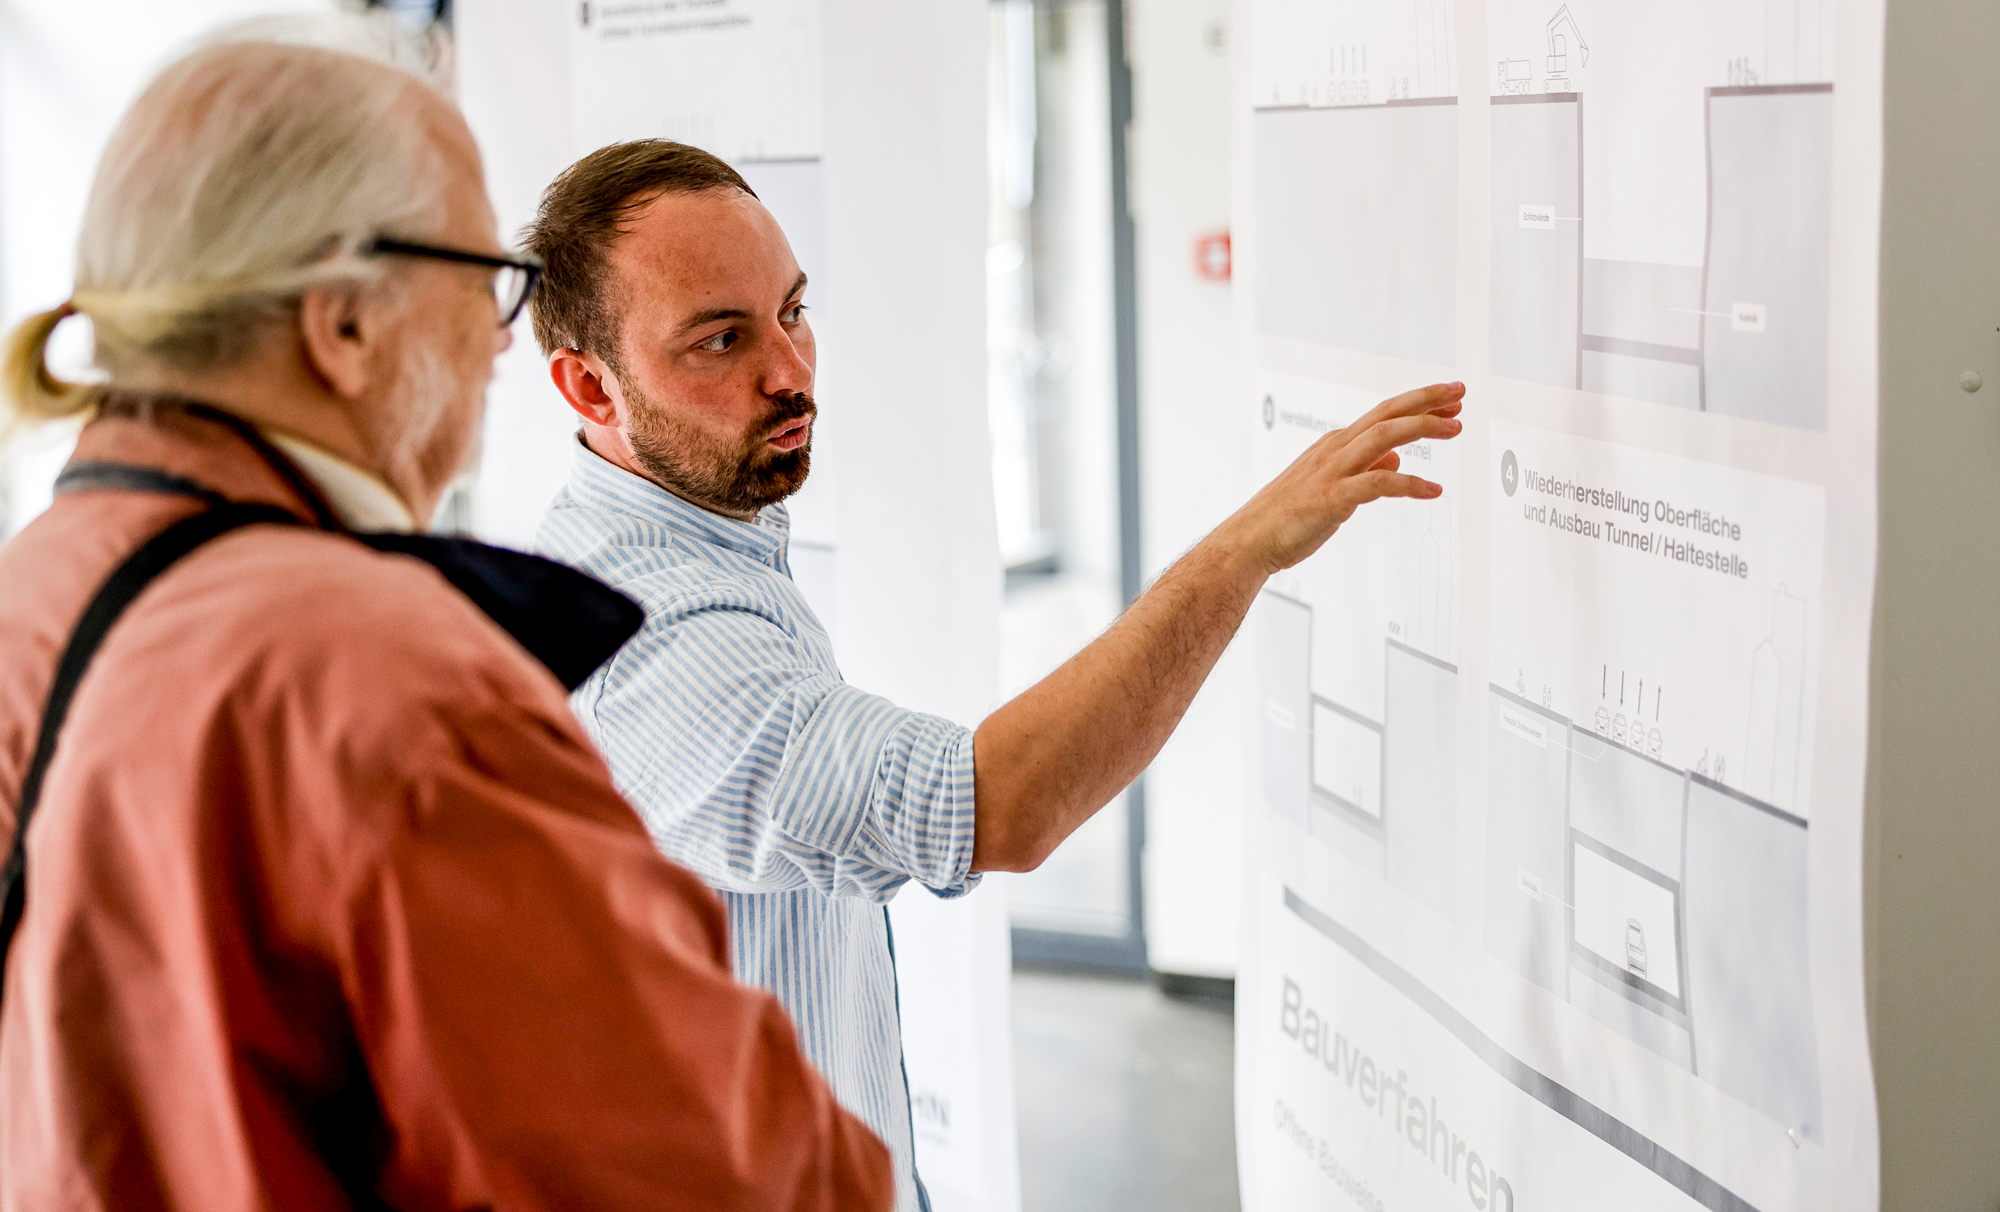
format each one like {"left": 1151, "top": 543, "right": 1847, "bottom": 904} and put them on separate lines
{"left": 534, "top": 438, "right": 979, "bottom": 1212}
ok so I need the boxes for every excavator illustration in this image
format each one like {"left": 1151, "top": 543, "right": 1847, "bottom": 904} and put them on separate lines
{"left": 1495, "top": 7, "right": 1591, "bottom": 95}
{"left": 1542, "top": 5, "right": 1589, "bottom": 92}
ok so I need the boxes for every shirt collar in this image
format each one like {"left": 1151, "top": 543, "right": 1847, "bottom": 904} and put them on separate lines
{"left": 566, "top": 433, "right": 790, "bottom": 566}
{"left": 263, "top": 430, "right": 417, "bottom": 533}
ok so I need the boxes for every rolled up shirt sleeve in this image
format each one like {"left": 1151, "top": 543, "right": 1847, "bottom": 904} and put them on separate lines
{"left": 582, "top": 582, "right": 980, "bottom": 904}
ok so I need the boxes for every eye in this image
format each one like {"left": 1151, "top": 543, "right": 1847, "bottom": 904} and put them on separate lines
{"left": 783, "top": 303, "right": 809, "bottom": 324}
{"left": 698, "top": 330, "right": 737, "bottom": 352}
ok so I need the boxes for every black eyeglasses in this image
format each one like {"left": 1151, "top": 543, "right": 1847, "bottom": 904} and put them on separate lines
{"left": 361, "top": 236, "right": 544, "bottom": 327}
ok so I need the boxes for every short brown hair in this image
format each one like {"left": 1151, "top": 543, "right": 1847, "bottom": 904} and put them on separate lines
{"left": 522, "top": 140, "right": 755, "bottom": 367}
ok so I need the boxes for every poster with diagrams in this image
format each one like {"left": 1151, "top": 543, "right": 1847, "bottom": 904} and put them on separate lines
{"left": 1237, "top": 2, "right": 1881, "bottom": 1210}
{"left": 571, "top": 0, "right": 822, "bottom": 161}
{"left": 570, "top": 0, "right": 827, "bottom": 304}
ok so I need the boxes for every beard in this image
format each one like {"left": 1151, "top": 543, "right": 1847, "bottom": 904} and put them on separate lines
{"left": 386, "top": 339, "right": 455, "bottom": 479}
{"left": 624, "top": 382, "right": 815, "bottom": 516}
{"left": 384, "top": 331, "right": 487, "bottom": 517}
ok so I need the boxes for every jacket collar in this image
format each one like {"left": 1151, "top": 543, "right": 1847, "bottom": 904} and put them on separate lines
{"left": 565, "top": 434, "right": 792, "bottom": 569}
{"left": 67, "top": 404, "right": 331, "bottom": 527}
{"left": 56, "top": 403, "right": 641, "bottom": 691}
{"left": 263, "top": 431, "right": 415, "bottom": 532}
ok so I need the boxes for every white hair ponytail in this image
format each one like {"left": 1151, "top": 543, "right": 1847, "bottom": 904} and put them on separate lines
{"left": 2, "top": 306, "right": 94, "bottom": 428}
{"left": 2, "top": 12, "right": 455, "bottom": 435}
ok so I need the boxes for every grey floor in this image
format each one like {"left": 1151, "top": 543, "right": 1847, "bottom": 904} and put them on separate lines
{"left": 1011, "top": 969, "right": 1241, "bottom": 1212}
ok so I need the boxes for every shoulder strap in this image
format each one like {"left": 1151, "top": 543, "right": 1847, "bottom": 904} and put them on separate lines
{"left": 57, "top": 460, "right": 234, "bottom": 507}
{"left": 0, "top": 502, "right": 299, "bottom": 1000}
{"left": 57, "top": 462, "right": 644, "bottom": 693}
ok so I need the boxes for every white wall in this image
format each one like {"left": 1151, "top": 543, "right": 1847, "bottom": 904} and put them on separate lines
{"left": 820, "top": 4, "right": 1018, "bottom": 1199}
{"left": 1128, "top": 0, "right": 1247, "bottom": 979}
{"left": 1871, "top": 0, "right": 2000, "bottom": 1204}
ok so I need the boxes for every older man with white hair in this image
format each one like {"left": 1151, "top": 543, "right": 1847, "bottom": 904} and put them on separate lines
{"left": 0, "top": 21, "right": 891, "bottom": 1212}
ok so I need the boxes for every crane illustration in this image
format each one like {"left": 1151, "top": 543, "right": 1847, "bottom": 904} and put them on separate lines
{"left": 1543, "top": 5, "right": 1589, "bottom": 92}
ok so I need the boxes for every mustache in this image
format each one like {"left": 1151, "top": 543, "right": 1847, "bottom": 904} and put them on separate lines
{"left": 765, "top": 392, "right": 816, "bottom": 426}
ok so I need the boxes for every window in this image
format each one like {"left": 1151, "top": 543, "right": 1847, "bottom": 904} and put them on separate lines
{"left": 987, "top": 0, "right": 1144, "bottom": 965}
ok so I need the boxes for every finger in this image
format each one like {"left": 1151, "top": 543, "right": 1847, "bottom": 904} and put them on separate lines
{"left": 1335, "top": 411, "right": 1463, "bottom": 474}
{"left": 1324, "top": 383, "right": 1462, "bottom": 454}
{"left": 1369, "top": 449, "right": 1402, "bottom": 474}
{"left": 1343, "top": 381, "right": 1465, "bottom": 435}
{"left": 1343, "top": 469, "right": 1444, "bottom": 504}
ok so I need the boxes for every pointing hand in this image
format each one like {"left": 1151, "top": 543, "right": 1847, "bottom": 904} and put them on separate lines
{"left": 1222, "top": 381, "right": 1465, "bottom": 575}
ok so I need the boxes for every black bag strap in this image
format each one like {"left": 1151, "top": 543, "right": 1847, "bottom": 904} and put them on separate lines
{"left": 0, "top": 502, "right": 298, "bottom": 999}
{"left": 55, "top": 461, "right": 646, "bottom": 693}
{"left": 56, "top": 460, "right": 233, "bottom": 507}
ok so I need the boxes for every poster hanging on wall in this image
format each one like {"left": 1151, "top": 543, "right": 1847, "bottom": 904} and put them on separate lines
{"left": 1235, "top": 2, "right": 1882, "bottom": 1209}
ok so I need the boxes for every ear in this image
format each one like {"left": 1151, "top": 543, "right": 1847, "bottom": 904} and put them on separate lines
{"left": 298, "top": 286, "right": 374, "bottom": 399}
{"left": 549, "top": 348, "right": 622, "bottom": 427}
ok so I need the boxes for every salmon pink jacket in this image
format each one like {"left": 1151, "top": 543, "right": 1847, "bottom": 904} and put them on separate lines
{"left": 0, "top": 404, "right": 892, "bottom": 1212}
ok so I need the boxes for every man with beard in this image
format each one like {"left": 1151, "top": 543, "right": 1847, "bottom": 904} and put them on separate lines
{"left": 0, "top": 34, "right": 890, "bottom": 1212}
{"left": 527, "top": 140, "right": 1464, "bottom": 1210}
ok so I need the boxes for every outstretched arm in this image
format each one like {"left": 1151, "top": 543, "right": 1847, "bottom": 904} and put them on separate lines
{"left": 970, "top": 381, "right": 1464, "bottom": 872}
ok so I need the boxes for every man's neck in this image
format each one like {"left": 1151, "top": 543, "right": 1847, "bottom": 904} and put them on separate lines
{"left": 114, "top": 350, "right": 423, "bottom": 521}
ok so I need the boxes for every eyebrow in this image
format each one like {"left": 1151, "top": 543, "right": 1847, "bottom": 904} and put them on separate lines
{"left": 671, "top": 273, "right": 811, "bottom": 339}
{"left": 672, "top": 305, "right": 748, "bottom": 338}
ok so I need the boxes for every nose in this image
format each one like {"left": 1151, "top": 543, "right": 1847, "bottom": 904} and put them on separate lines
{"left": 763, "top": 322, "right": 814, "bottom": 398}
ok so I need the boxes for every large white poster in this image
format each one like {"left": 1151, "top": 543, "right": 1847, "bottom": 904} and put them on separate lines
{"left": 1235, "top": 2, "right": 1882, "bottom": 1210}
{"left": 572, "top": 0, "right": 822, "bottom": 161}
